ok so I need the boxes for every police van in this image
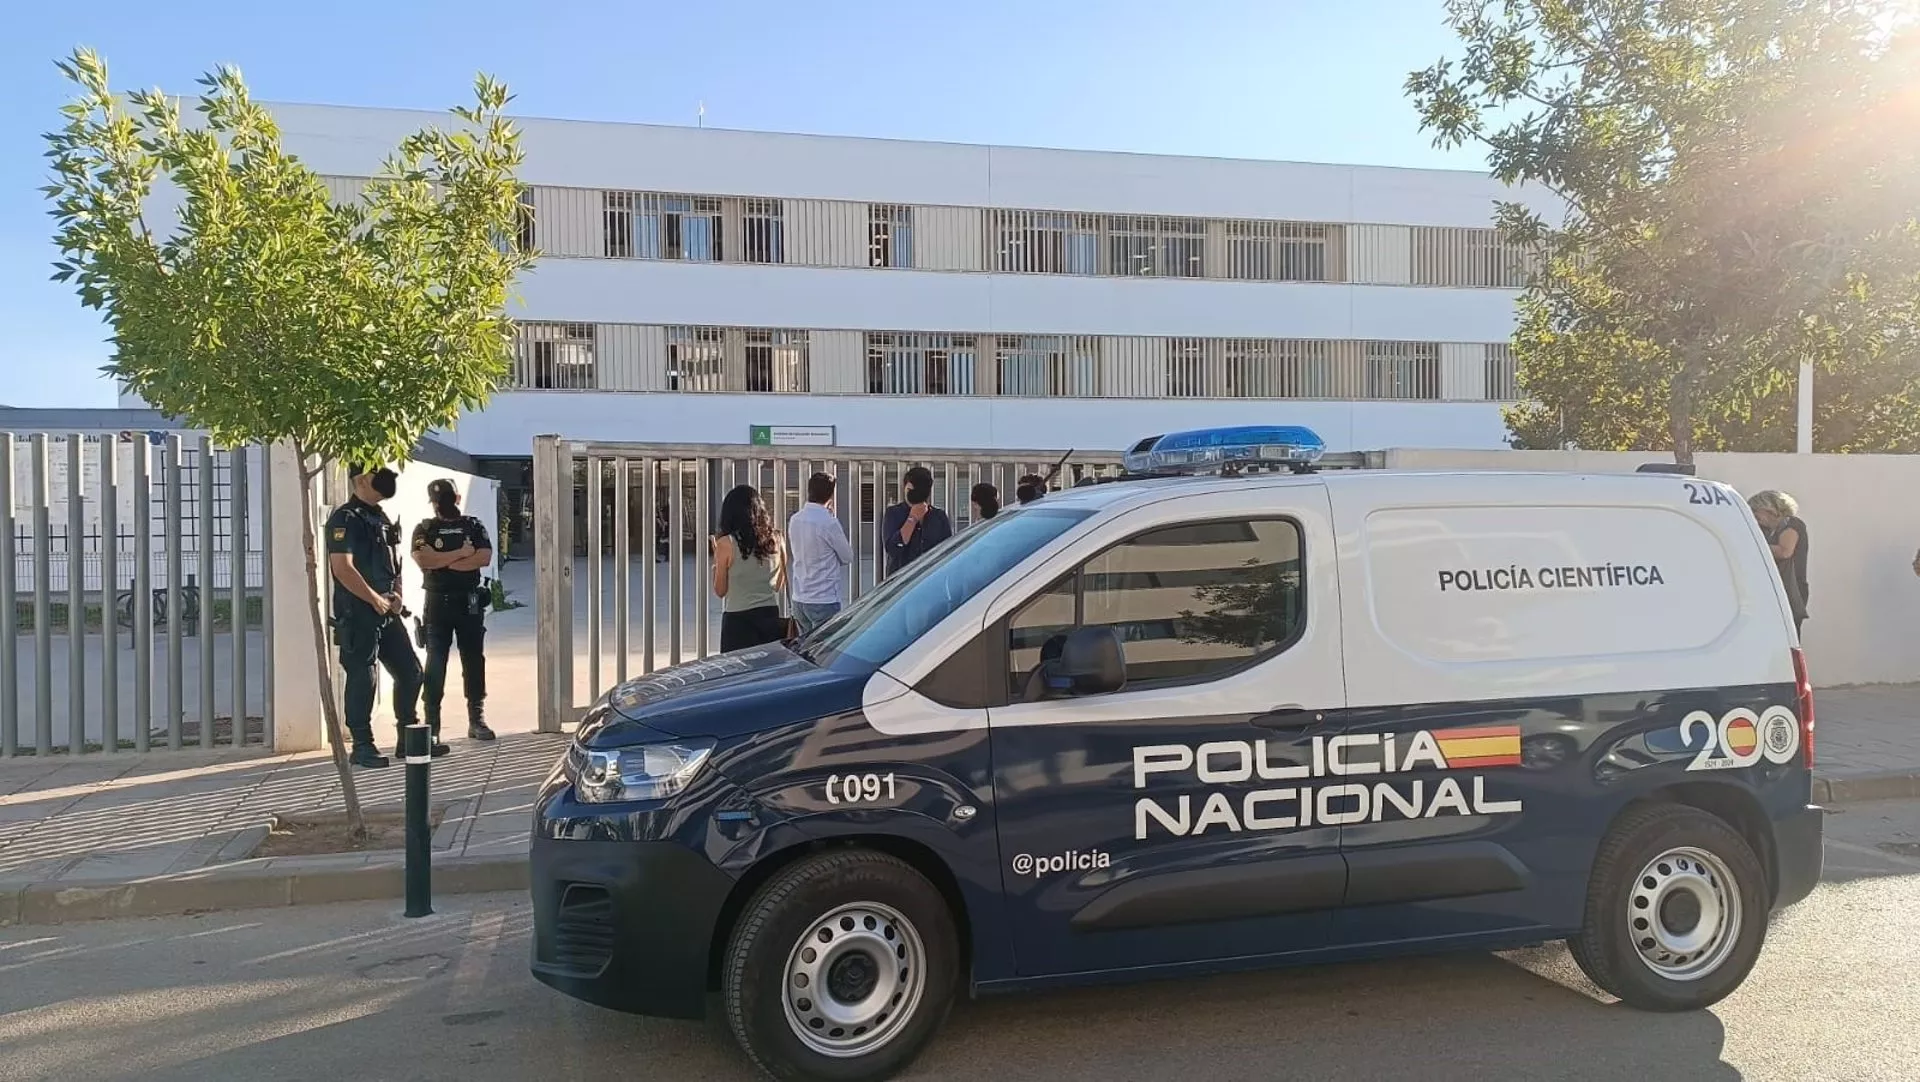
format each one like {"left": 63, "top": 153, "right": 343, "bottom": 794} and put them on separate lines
{"left": 530, "top": 425, "right": 1823, "bottom": 1082}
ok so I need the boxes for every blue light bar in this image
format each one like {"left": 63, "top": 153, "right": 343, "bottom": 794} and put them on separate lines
{"left": 1123, "top": 424, "right": 1326, "bottom": 475}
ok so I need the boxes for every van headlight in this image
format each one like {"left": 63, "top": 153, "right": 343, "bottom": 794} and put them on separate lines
{"left": 575, "top": 738, "right": 716, "bottom": 804}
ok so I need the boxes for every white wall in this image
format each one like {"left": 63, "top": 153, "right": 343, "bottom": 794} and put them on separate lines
{"left": 439, "top": 390, "right": 1510, "bottom": 457}
{"left": 1383, "top": 449, "right": 1920, "bottom": 688}
{"left": 266, "top": 103, "right": 1563, "bottom": 228}
{"left": 510, "top": 259, "right": 1523, "bottom": 344}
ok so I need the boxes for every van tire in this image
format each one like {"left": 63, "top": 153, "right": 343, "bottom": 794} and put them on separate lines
{"left": 722, "top": 848, "right": 958, "bottom": 1082}
{"left": 1568, "top": 803, "right": 1768, "bottom": 1011}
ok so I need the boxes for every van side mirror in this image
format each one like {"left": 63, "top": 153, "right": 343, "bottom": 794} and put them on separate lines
{"left": 1057, "top": 626, "right": 1127, "bottom": 696}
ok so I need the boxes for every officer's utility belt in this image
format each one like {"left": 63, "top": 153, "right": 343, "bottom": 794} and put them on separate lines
{"left": 423, "top": 586, "right": 490, "bottom": 617}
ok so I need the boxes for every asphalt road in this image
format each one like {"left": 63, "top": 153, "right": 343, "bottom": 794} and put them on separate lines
{"left": 5, "top": 801, "right": 1920, "bottom": 1082}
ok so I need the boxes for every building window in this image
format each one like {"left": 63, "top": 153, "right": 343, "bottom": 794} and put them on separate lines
{"left": 994, "top": 335, "right": 1098, "bottom": 397}
{"left": 603, "top": 191, "right": 634, "bottom": 258}
{"left": 1167, "top": 338, "right": 1212, "bottom": 397}
{"left": 516, "top": 323, "right": 598, "bottom": 390}
{"left": 993, "top": 210, "right": 1100, "bottom": 274}
{"left": 1225, "top": 221, "right": 1329, "bottom": 282}
{"left": 1364, "top": 341, "right": 1441, "bottom": 399}
{"left": 1412, "top": 227, "right": 1529, "bottom": 288}
{"left": 1485, "top": 343, "right": 1520, "bottom": 400}
{"left": 745, "top": 329, "right": 809, "bottom": 392}
{"left": 866, "top": 333, "right": 978, "bottom": 395}
{"left": 667, "top": 325, "right": 726, "bottom": 391}
{"left": 870, "top": 204, "right": 914, "bottom": 268}
{"left": 743, "top": 199, "right": 785, "bottom": 264}
{"left": 642, "top": 194, "right": 725, "bottom": 262}
{"left": 516, "top": 187, "right": 537, "bottom": 253}
{"left": 1106, "top": 216, "right": 1205, "bottom": 278}
{"left": 1222, "top": 339, "right": 1276, "bottom": 397}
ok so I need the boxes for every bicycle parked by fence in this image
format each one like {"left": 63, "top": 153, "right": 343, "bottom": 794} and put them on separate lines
{"left": 115, "top": 582, "right": 202, "bottom": 631}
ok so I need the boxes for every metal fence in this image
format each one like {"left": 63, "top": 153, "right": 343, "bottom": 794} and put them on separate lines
{"left": 10, "top": 530, "right": 266, "bottom": 594}
{"left": 0, "top": 432, "right": 275, "bottom": 757}
{"left": 529, "top": 438, "right": 1180, "bottom": 732}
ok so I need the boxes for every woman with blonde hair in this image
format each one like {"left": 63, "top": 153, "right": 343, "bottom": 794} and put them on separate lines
{"left": 1748, "top": 490, "right": 1808, "bottom": 636}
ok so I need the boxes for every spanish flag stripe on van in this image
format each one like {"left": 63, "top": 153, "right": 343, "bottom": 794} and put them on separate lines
{"left": 1433, "top": 725, "right": 1523, "bottom": 768}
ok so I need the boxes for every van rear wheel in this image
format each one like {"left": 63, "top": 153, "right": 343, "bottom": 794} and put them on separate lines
{"left": 1568, "top": 803, "right": 1768, "bottom": 1011}
{"left": 723, "top": 849, "right": 958, "bottom": 1082}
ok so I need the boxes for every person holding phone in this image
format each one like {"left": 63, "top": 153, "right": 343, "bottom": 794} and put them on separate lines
{"left": 882, "top": 466, "right": 953, "bottom": 576}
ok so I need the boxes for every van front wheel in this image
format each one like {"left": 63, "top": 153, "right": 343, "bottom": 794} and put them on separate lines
{"left": 1568, "top": 803, "right": 1768, "bottom": 1011}
{"left": 723, "top": 849, "right": 958, "bottom": 1082}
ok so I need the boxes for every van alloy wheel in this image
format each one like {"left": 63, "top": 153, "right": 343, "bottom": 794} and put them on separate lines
{"left": 781, "top": 901, "right": 928, "bottom": 1058}
{"left": 1626, "top": 845, "right": 1742, "bottom": 981}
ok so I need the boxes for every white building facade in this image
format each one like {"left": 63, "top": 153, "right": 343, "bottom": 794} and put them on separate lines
{"left": 127, "top": 103, "right": 1548, "bottom": 458}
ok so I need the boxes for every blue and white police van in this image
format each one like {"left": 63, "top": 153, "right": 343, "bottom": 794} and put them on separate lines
{"left": 530, "top": 425, "right": 1823, "bottom": 1082}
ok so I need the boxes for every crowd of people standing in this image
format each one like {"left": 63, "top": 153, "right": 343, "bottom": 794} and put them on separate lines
{"left": 709, "top": 467, "right": 1040, "bottom": 650}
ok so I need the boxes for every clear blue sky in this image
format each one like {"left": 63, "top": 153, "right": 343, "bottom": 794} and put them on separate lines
{"left": 0, "top": 0, "right": 1487, "bottom": 408}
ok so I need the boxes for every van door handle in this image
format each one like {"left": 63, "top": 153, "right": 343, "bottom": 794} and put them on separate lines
{"left": 1252, "top": 705, "right": 1324, "bottom": 730}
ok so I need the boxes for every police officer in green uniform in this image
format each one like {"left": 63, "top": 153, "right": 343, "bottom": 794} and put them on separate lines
{"left": 325, "top": 464, "right": 439, "bottom": 767}
{"left": 411, "top": 478, "right": 497, "bottom": 743}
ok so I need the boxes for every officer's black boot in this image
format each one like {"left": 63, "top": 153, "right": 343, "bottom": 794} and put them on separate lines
{"left": 469, "top": 703, "right": 496, "bottom": 742}
{"left": 350, "top": 744, "right": 390, "bottom": 769}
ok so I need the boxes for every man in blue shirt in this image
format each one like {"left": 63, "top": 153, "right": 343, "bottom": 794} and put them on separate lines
{"left": 786, "top": 473, "right": 856, "bottom": 635}
{"left": 882, "top": 466, "right": 953, "bottom": 576}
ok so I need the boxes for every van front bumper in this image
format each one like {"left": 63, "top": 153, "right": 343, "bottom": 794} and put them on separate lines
{"left": 529, "top": 835, "right": 737, "bottom": 1019}
{"left": 1772, "top": 803, "right": 1824, "bottom": 910}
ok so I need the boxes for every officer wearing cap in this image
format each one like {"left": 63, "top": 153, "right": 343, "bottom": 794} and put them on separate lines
{"left": 411, "top": 478, "right": 497, "bottom": 744}
{"left": 325, "top": 464, "right": 436, "bottom": 767}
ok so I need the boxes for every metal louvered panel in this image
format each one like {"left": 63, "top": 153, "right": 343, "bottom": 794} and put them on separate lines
{"left": 1347, "top": 224, "right": 1413, "bottom": 285}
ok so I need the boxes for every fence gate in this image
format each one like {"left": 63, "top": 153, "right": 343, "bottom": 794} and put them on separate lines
{"left": 529, "top": 438, "right": 1130, "bottom": 732}
{"left": 1, "top": 431, "right": 274, "bottom": 758}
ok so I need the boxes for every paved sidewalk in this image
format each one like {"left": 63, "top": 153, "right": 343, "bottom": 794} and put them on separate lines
{"left": 1809, "top": 684, "right": 1920, "bottom": 801}
{"left": 1, "top": 685, "right": 1918, "bottom": 926}
{"left": 0, "top": 732, "right": 565, "bottom": 924}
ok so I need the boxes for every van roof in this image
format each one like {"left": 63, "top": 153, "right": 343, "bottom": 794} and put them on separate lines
{"left": 1024, "top": 467, "right": 1729, "bottom": 515}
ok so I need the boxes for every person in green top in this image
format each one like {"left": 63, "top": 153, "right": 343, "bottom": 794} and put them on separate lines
{"left": 713, "top": 484, "right": 789, "bottom": 651}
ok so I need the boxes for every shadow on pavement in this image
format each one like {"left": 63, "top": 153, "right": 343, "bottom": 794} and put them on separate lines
{"left": 0, "top": 898, "right": 1740, "bottom": 1082}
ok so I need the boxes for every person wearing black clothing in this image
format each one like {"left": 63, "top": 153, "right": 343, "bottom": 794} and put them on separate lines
{"left": 411, "top": 479, "right": 497, "bottom": 745}
{"left": 883, "top": 466, "right": 954, "bottom": 575}
{"left": 1015, "top": 473, "right": 1048, "bottom": 505}
{"left": 326, "top": 464, "right": 430, "bottom": 768}
{"left": 1749, "top": 490, "right": 1809, "bottom": 635}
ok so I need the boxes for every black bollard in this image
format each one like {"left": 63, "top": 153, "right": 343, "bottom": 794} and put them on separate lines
{"left": 403, "top": 722, "right": 433, "bottom": 918}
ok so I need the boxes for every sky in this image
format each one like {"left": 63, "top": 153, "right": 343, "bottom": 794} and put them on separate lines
{"left": 0, "top": 0, "right": 1490, "bottom": 409}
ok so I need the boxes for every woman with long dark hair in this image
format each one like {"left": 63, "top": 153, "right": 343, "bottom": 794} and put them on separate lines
{"left": 713, "top": 484, "right": 788, "bottom": 651}
{"left": 970, "top": 482, "right": 1001, "bottom": 524}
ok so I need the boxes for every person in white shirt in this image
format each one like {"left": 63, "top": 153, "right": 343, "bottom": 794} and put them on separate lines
{"left": 786, "top": 473, "right": 856, "bottom": 635}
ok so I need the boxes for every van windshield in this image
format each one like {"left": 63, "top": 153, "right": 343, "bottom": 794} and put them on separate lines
{"left": 802, "top": 508, "right": 1091, "bottom": 672}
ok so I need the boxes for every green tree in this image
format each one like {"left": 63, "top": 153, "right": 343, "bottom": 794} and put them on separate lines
{"left": 44, "top": 49, "right": 533, "bottom": 834}
{"left": 1408, "top": 0, "right": 1920, "bottom": 462}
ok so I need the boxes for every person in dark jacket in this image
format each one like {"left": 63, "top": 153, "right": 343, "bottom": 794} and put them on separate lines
{"left": 883, "top": 466, "right": 953, "bottom": 575}
{"left": 1749, "top": 489, "right": 1808, "bottom": 636}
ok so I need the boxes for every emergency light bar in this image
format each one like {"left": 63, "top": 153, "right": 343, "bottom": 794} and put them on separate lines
{"left": 1122, "top": 424, "right": 1327, "bottom": 476}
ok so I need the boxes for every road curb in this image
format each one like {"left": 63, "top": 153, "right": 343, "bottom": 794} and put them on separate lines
{"left": 1816, "top": 770, "right": 1920, "bottom": 805}
{"left": 0, "top": 855, "right": 528, "bottom": 927}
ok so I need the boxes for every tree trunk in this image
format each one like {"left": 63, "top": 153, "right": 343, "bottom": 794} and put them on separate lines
{"left": 295, "top": 442, "right": 365, "bottom": 838}
{"left": 1669, "top": 367, "right": 1696, "bottom": 469}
